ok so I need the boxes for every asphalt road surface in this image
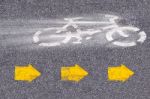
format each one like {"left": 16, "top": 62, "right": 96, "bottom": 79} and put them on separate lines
{"left": 0, "top": 0, "right": 150, "bottom": 99}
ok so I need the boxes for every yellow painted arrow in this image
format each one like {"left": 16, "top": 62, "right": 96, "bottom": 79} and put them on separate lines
{"left": 15, "top": 64, "right": 41, "bottom": 82}
{"left": 61, "top": 64, "right": 88, "bottom": 82}
{"left": 108, "top": 64, "right": 134, "bottom": 82}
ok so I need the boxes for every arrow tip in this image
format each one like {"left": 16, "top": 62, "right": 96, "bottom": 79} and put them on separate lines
{"left": 121, "top": 64, "right": 134, "bottom": 76}
{"left": 28, "top": 65, "right": 41, "bottom": 82}
{"left": 120, "top": 64, "right": 134, "bottom": 82}
{"left": 75, "top": 64, "right": 88, "bottom": 76}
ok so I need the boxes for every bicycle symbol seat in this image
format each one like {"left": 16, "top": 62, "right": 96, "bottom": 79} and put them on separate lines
{"left": 33, "top": 15, "right": 147, "bottom": 47}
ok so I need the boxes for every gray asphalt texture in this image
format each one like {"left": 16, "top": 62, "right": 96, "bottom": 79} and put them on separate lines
{"left": 0, "top": 0, "right": 150, "bottom": 99}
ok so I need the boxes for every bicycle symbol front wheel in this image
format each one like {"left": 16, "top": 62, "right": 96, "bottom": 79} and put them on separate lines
{"left": 106, "top": 26, "right": 147, "bottom": 47}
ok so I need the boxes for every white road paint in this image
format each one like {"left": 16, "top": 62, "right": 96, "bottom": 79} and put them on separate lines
{"left": 102, "top": 24, "right": 118, "bottom": 30}
{"left": 33, "top": 31, "right": 41, "bottom": 43}
{"left": 85, "top": 37, "right": 92, "bottom": 40}
{"left": 106, "top": 26, "right": 146, "bottom": 47}
{"left": 137, "top": 31, "right": 147, "bottom": 43}
{"left": 104, "top": 14, "right": 120, "bottom": 23}
{"left": 33, "top": 15, "right": 147, "bottom": 47}
{"left": 32, "top": 17, "right": 103, "bottom": 47}
{"left": 33, "top": 28, "right": 66, "bottom": 46}
{"left": 113, "top": 41, "right": 136, "bottom": 47}
{"left": 39, "top": 42, "right": 60, "bottom": 47}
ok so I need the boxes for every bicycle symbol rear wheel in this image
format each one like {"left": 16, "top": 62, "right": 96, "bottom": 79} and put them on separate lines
{"left": 33, "top": 27, "right": 67, "bottom": 47}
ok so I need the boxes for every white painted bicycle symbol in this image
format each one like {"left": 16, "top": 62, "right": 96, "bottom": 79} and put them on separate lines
{"left": 33, "top": 15, "right": 146, "bottom": 47}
